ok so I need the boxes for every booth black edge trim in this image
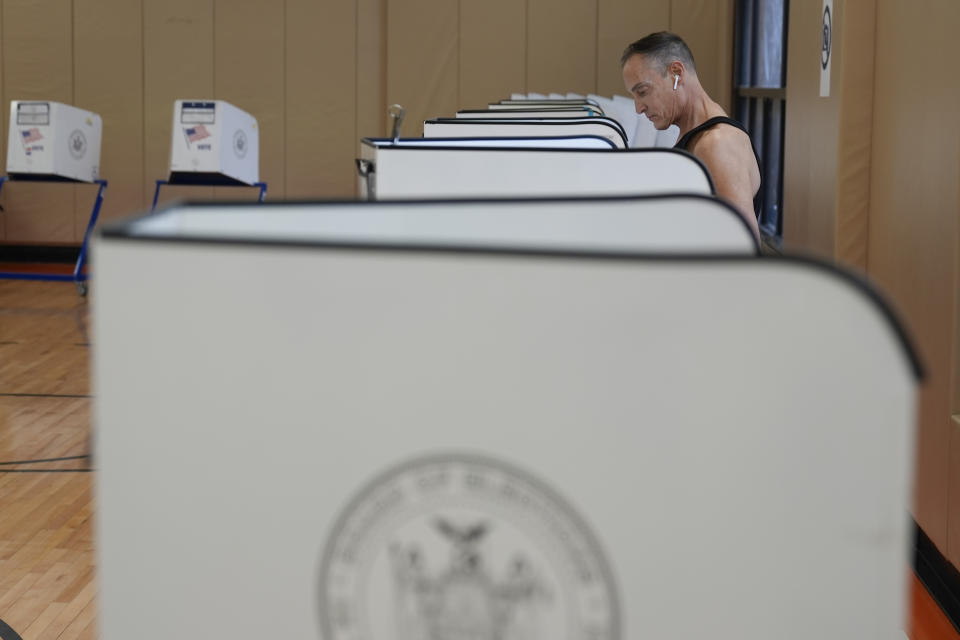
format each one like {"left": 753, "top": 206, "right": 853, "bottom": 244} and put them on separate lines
{"left": 101, "top": 201, "right": 925, "bottom": 380}
{"left": 357, "top": 140, "right": 717, "bottom": 194}
{"left": 914, "top": 519, "right": 960, "bottom": 633}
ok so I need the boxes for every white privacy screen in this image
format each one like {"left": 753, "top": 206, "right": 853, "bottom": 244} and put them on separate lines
{"left": 94, "top": 227, "right": 918, "bottom": 640}
{"left": 455, "top": 109, "right": 599, "bottom": 119}
{"left": 362, "top": 136, "right": 616, "bottom": 149}
{"left": 356, "top": 144, "right": 712, "bottom": 199}
{"left": 424, "top": 118, "right": 628, "bottom": 148}
{"left": 128, "top": 196, "right": 756, "bottom": 254}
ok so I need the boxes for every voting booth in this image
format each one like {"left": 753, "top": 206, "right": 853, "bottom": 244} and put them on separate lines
{"left": 356, "top": 143, "right": 713, "bottom": 200}
{"left": 6, "top": 100, "right": 102, "bottom": 182}
{"left": 493, "top": 99, "right": 602, "bottom": 110}
{"left": 168, "top": 99, "right": 260, "bottom": 186}
{"left": 359, "top": 136, "right": 616, "bottom": 150}
{"left": 456, "top": 108, "right": 600, "bottom": 119}
{"left": 424, "top": 118, "right": 628, "bottom": 149}
{"left": 94, "top": 200, "right": 918, "bottom": 640}
{"left": 99, "top": 196, "right": 756, "bottom": 254}
{"left": 488, "top": 102, "right": 605, "bottom": 115}
{"left": 1, "top": 100, "right": 107, "bottom": 294}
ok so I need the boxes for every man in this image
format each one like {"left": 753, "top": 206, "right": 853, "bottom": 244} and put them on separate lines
{"left": 622, "top": 32, "right": 761, "bottom": 241}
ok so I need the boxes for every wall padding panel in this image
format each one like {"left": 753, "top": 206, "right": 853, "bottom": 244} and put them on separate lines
{"left": 782, "top": 0, "right": 840, "bottom": 258}
{"left": 74, "top": 0, "right": 144, "bottom": 225}
{"left": 387, "top": 0, "right": 459, "bottom": 138}
{"left": 1, "top": 0, "right": 75, "bottom": 243}
{"left": 833, "top": 0, "right": 875, "bottom": 271}
{"left": 669, "top": 0, "right": 733, "bottom": 113}
{"left": 286, "top": 0, "right": 356, "bottom": 199}
{"left": 143, "top": 0, "right": 214, "bottom": 207}
{"left": 867, "top": 0, "right": 960, "bottom": 553}
{"left": 597, "top": 0, "right": 669, "bottom": 97}
{"left": 782, "top": 0, "right": 874, "bottom": 268}
{"left": 954, "top": 168, "right": 960, "bottom": 418}
{"left": 951, "top": 420, "right": 960, "bottom": 565}
{"left": 459, "top": 0, "right": 526, "bottom": 110}
{"left": 356, "top": 0, "right": 385, "bottom": 147}
{"left": 527, "top": 0, "right": 597, "bottom": 95}
{"left": 214, "top": 0, "right": 285, "bottom": 201}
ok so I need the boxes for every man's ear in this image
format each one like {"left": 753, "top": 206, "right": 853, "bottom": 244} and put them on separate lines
{"left": 668, "top": 61, "right": 685, "bottom": 80}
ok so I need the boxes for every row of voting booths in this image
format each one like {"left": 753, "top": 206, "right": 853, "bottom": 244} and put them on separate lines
{"left": 0, "top": 98, "right": 262, "bottom": 293}
{"left": 93, "top": 92, "right": 921, "bottom": 640}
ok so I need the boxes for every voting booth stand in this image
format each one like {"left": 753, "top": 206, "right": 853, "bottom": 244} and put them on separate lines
{"left": 0, "top": 176, "right": 106, "bottom": 295}
{"left": 152, "top": 99, "right": 266, "bottom": 211}
{"left": 94, "top": 199, "right": 917, "bottom": 640}
{"left": 1, "top": 100, "right": 107, "bottom": 295}
{"left": 150, "top": 177, "right": 267, "bottom": 211}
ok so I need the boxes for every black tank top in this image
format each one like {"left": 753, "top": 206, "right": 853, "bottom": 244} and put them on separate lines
{"left": 674, "top": 116, "right": 751, "bottom": 151}
{"left": 674, "top": 116, "right": 762, "bottom": 201}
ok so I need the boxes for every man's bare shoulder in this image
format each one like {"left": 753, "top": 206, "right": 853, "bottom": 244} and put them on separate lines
{"left": 688, "top": 124, "right": 754, "bottom": 162}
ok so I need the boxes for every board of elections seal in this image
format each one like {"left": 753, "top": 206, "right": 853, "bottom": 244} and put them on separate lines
{"left": 233, "top": 129, "right": 248, "bottom": 159}
{"left": 318, "top": 453, "right": 620, "bottom": 640}
{"left": 68, "top": 129, "right": 87, "bottom": 159}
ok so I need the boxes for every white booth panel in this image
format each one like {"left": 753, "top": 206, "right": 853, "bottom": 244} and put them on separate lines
{"left": 362, "top": 136, "right": 616, "bottom": 149}
{"left": 357, "top": 143, "right": 713, "bottom": 200}
{"left": 487, "top": 103, "right": 606, "bottom": 115}
{"left": 423, "top": 119, "right": 628, "bottom": 149}
{"left": 497, "top": 98, "right": 601, "bottom": 108}
{"left": 437, "top": 116, "right": 625, "bottom": 139}
{"left": 608, "top": 95, "right": 680, "bottom": 149}
{"left": 455, "top": 109, "right": 599, "bottom": 119}
{"left": 7, "top": 100, "right": 103, "bottom": 183}
{"left": 94, "top": 223, "right": 919, "bottom": 640}
{"left": 130, "top": 196, "right": 756, "bottom": 254}
{"left": 168, "top": 99, "right": 260, "bottom": 186}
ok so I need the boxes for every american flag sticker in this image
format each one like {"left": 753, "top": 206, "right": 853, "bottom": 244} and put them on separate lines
{"left": 184, "top": 124, "right": 211, "bottom": 147}
{"left": 21, "top": 128, "right": 43, "bottom": 144}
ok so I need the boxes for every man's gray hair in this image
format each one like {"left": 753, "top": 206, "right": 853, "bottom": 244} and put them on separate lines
{"left": 620, "top": 31, "right": 697, "bottom": 74}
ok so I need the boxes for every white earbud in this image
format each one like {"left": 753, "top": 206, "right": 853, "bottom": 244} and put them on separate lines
{"left": 673, "top": 74, "right": 679, "bottom": 90}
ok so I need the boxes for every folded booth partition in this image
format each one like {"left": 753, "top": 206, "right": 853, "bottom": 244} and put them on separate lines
{"left": 94, "top": 202, "right": 919, "bottom": 640}
{"left": 424, "top": 118, "right": 629, "bottom": 149}
{"left": 488, "top": 102, "right": 605, "bottom": 115}
{"left": 360, "top": 136, "right": 616, "bottom": 150}
{"left": 497, "top": 98, "right": 601, "bottom": 108}
{"left": 455, "top": 108, "right": 601, "bottom": 119}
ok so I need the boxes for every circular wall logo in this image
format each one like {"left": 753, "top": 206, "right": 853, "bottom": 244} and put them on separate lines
{"left": 821, "top": 5, "right": 833, "bottom": 70}
{"left": 233, "top": 129, "right": 248, "bottom": 159}
{"left": 68, "top": 130, "right": 87, "bottom": 159}
{"left": 318, "top": 453, "right": 620, "bottom": 640}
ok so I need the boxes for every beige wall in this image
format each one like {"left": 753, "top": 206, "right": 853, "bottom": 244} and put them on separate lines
{"left": 784, "top": 0, "right": 960, "bottom": 567}
{"left": 0, "top": 0, "right": 731, "bottom": 242}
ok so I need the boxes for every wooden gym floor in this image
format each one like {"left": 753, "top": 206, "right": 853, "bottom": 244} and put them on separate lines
{"left": 0, "top": 276, "right": 957, "bottom": 640}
